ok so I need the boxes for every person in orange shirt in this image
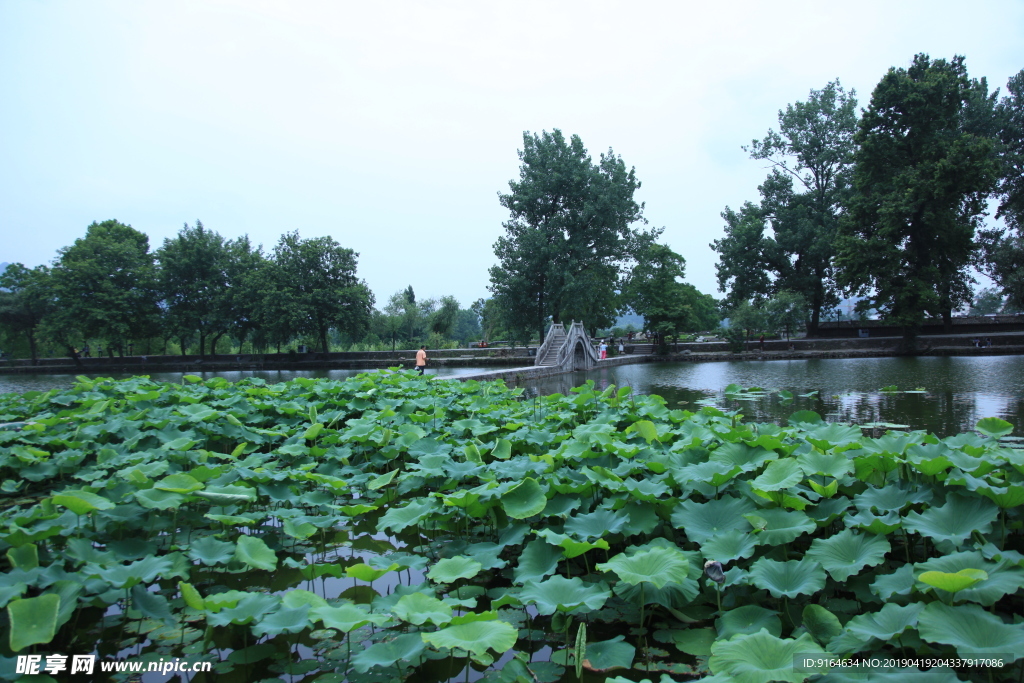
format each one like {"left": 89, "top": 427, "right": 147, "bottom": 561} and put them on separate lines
{"left": 415, "top": 346, "right": 428, "bottom": 375}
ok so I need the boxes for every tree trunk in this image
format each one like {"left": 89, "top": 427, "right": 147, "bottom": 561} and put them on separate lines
{"left": 27, "top": 331, "right": 38, "bottom": 364}
{"left": 179, "top": 337, "right": 188, "bottom": 357}
{"left": 199, "top": 331, "right": 206, "bottom": 358}
{"left": 320, "top": 325, "right": 329, "bottom": 354}
{"left": 942, "top": 309, "right": 953, "bottom": 333}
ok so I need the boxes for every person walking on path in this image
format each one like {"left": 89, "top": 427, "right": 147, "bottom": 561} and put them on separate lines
{"left": 415, "top": 346, "right": 428, "bottom": 375}
{"left": 599, "top": 341, "right": 607, "bottom": 359}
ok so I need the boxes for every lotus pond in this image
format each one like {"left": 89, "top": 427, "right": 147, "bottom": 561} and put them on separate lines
{"left": 1, "top": 371, "right": 1023, "bottom": 683}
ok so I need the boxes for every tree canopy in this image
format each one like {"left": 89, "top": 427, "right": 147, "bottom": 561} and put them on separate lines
{"left": 489, "top": 129, "right": 650, "bottom": 340}
{"left": 836, "top": 54, "right": 999, "bottom": 340}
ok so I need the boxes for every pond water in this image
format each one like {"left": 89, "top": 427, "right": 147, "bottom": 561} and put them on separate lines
{"left": 3, "top": 355, "right": 1023, "bottom": 436}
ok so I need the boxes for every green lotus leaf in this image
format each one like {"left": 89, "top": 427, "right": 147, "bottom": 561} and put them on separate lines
{"left": 98, "top": 555, "right": 175, "bottom": 589}
{"left": 281, "top": 589, "right": 327, "bottom": 610}
{"left": 869, "top": 563, "right": 916, "bottom": 600}
{"left": 7, "top": 594, "right": 60, "bottom": 651}
{"left": 283, "top": 518, "right": 317, "bottom": 540}
{"left": 918, "top": 602, "right": 1024, "bottom": 659}
{"left": 798, "top": 451, "right": 853, "bottom": 479}
{"left": 427, "top": 556, "right": 482, "bottom": 583}
{"left": 806, "top": 529, "right": 890, "bottom": 582}
{"left": 135, "top": 488, "right": 186, "bottom": 510}
{"left": 188, "top": 536, "right": 235, "bottom": 566}
{"left": 564, "top": 509, "right": 626, "bottom": 540}
{"left": 699, "top": 529, "right": 757, "bottom": 563}
{"left": 844, "top": 509, "right": 902, "bottom": 535}
{"left": 393, "top": 592, "right": 453, "bottom": 626}
{"left": 501, "top": 477, "right": 548, "bottom": 519}
{"left": 829, "top": 602, "right": 924, "bottom": 655}
{"left": 130, "top": 583, "right": 174, "bottom": 624}
{"left": 913, "top": 551, "right": 1024, "bottom": 605}
{"left": 674, "top": 460, "right": 743, "bottom": 488}
{"left": 513, "top": 540, "right": 561, "bottom": 584}
{"left": 975, "top": 417, "right": 1014, "bottom": 438}
{"left": 905, "top": 443, "right": 954, "bottom": 475}
{"left": 194, "top": 484, "right": 258, "bottom": 505}
{"left": 252, "top": 604, "right": 311, "bottom": 637}
{"left": 788, "top": 410, "right": 824, "bottom": 425}
{"left": 750, "top": 458, "right": 803, "bottom": 491}
{"left": 669, "top": 627, "right": 716, "bottom": 656}
{"left": 903, "top": 493, "right": 999, "bottom": 547}
{"left": 977, "top": 482, "right": 1024, "bottom": 509}
{"left": 754, "top": 508, "right": 817, "bottom": 546}
{"left": 802, "top": 604, "right": 842, "bottom": 647}
{"left": 155, "top": 473, "right": 204, "bottom": 494}
{"left": 178, "top": 582, "right": 205, "bottom": 611}
{"left": 520, "top": 575, "right": 612, "bottom": 615}
{"left": 421, "top": 619, "right": 517, "bottom": 657}
{"left": 583, "top": 634, "right": 635, "bottom": 671}
{"left": 710, "top": 628, "right": 827, "bottom": 683}
{"left": 717, "top": 605, "right": 783, "bottom": 640}
{"left": 313, "top": 603, "right": 389, "bottom": 632}
{"left": 918, "top": 568, "right": 988, "bottom": 593}
{"left": 368, "top": 469, "right": 399, "bottom": 490}
{"left": 711, "top": 441, "right": 778, "bottom": 472}
{"left": 347, "top": 562, "right": 401, "bottom": 582}
{"left": 377, "top": 499, "right": 438, "bottom": 534}
{"left": 805, "top": 423, "right": 863, "bottom": 448}
{"left": 534, "top": 529, "right": 610, "bottom": 558}
{"left": 671, "top": 495, "right": 755, "bottom": 545}
{"left": 52, "top": 489, "right": 114, "bottom": 515}
{"left": 747, "top": 558, "right": 826, "bottom": 598}
{"left": 353, "top": 632, "right": 427, "bottom": 673}
{"left": 234, "top": 535, "right": 277, "bottom": 571}
{"left": 597, "top": 545, "right": 691, "bottom": 589}
{"left": 6, "top": 544, "right": 38, "bottom": 571}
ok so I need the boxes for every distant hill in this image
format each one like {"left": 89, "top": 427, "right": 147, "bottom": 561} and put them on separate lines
{"left": 613, "top": 312, "right": 644, "bottom": 330}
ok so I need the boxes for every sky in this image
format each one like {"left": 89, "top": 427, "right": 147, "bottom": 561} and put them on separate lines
{"left": 2, "top": 0, "right": 1023, "bottom": 310}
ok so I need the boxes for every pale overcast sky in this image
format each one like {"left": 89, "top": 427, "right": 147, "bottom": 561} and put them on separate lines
{"left": 2, "top": 1, "right": 1022, "bottom": 309}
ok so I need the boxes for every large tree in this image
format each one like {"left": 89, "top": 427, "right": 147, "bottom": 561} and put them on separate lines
{"left": 836, "top": 54, "right": 999, "bottom": 345}
{"left": 489, "top": 129, "right": 649, "bottom": 341}
{"left": 979, "top": 69, "right": 1024, "bottom": 310}
{"left": 272, "top": 231, "right": 374, "bottom": 353}
{"left": 712, "top": 80, "right": 857, "bottom": 334}
{"left": 622, "top": 242, "right": 718, "bottom": 343}
{"left": 48, "top": 220, "right": 160, "bottom": 356}
{"left": 0, "top": 264, "right": 53, "bottom": 363}
{"left": 157, "top": 221, "right": 231, "bottom": 357}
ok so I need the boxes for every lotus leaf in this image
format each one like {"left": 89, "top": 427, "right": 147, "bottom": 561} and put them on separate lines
{"left": 393, "top": 592, "right": 452, "bottom": 626}
{"left": 582, "top": 634, "right": 635, "bottom": 671}
{"left": 747, "top": 558, "right": 826, "bottom": 598}
{"left": 669, "top": 627, "right": 716, "bottom": 656}
{"left": 918, "top": 568, "right": 988, "bottom": 593}
{"left": 671, "top": 495, "right": 755, "bottom": 545}
{"left": 347, "top": 562, "right": 401, "bottom": 582}
{"left": 234, "top": 535, "right": 277, "bottom": 571}
{"left": 52, "top": 490, "right": 114, "bottom": 515}
{"left": 903, "top": 493, "right": 998, "bottom": 547}
{"left": 699, "top": 529, "right": 757, "bottom": 563}
{"left": 913, "top": 551, "right": 1024, "bottom": 605}
{"left": 313, "top": 603, "right": 389, "bottom": 632}
{"left": 421, "top": 619, "right": 517, "bottom": 657}
{"left": 975, "top": 417, "right": 1014, "bottom": 438}
{"left": 427, "top": 556, "right": 482, "bottom": 583}
{"left": 710, "top": 628, "right": 827, "bottom": 683}
{"left": 520, "top": 575, "right": 612, "bottom": 615}
{"left": 7, "top": 593, "right": 60, "bottom": 651}
{"left": 802, "top": 604, "right": 842, "bottom": 646}
{"left": 513, "top": 540, "right": 561, "bottom": 584}
{"left": 597, "top": 545, "right": 691, "bottom": 589}
{"left": 806, "top": 529, "right": 890, "bottom": 581}
{"left": 534, "top": 529, "right": 610, "bottom": 558}
{"left": 750, "top": 458, "right": 803, "bottom": 491}
{"left": 753, "top": 508, "right": 817, "bottom": 546}
{"left": 717, "top": 605, "right": 782, "bottom": 640}
{"left": 352, "top": 632, "right": 427, "bottom": 673}
{"left": 918, "top": 602, "right": 1024, "bottom": 659}
{"left": 828, "top": 602, "right": 924, "bottom": 655}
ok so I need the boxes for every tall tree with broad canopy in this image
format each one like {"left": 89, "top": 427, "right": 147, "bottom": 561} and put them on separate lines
{"left": 837, "top": 54, "right": 999, "bottom": 347}
{"left": 48, "top": 220, "right": 160, "bottom": 357}
{"left": 712, "top": 80, "right": 857, "bottom": 334}
{"left": 157, "top": 221, "right": 231, "bottom": 357}
{"left": 272, "top": 231, "right": 374, "bottom": 353}
{"left": 0, "top": 264, "right": 53, "bottom": 363}
{"left": 621, "top": 242, "right": 719, "bottom": 345}
{"left": 489, "top": 129, "right": 651, "bottom": 341}
{"left": 979, "top": 69, "right": 1024, "bottom": 310}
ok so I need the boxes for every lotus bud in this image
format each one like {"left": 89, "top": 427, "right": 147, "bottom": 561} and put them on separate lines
{"left": 703, "top": 559, "right": 726, "bottom": 585}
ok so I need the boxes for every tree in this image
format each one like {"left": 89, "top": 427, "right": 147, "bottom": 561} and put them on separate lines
{"left": 157, "top": 221, "right": 231, "bottom": 357}
{"left": 0, "top": 264, "right": 53, "bottom": 363}
{"left": 429, "top": 295, "right": 460, "bottom": 338}
{"left": 272, "top": 231, "right": 374, "bottom": 353}
{"left": 979, "top": 69, "right": 1024, "bottom": 310}
{"left": 969, "top": 287, "right": 1004, "bottom": 316}
{"left": 712, "top": 81, "right": 857, "bottom": 333}
{"left": 489, "top": 129, "right": 650, "bottom": 341}
{"left": 621, "top": 243, "right": 692, "bottom": 344}
{"left": 836, "top": 55, "right": 999, "bottom": 346}
{"left": 764, "top": 291, "right": 808, "bottom": 341}
{"left": 48, "top": 220, "right": 160, "bottom": 357}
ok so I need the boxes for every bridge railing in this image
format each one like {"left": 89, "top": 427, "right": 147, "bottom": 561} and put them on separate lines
{"left": 534, "top": 323, "right": 566, "bottom": 367}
